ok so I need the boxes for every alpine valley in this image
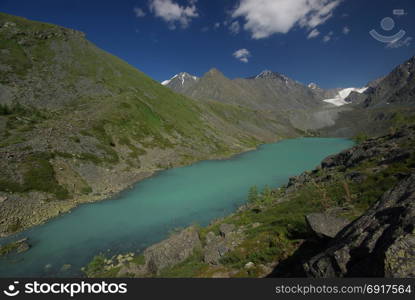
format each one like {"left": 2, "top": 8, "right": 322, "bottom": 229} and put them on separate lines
{"left": 0, "top": 12, "right": 414, "bottom": 278}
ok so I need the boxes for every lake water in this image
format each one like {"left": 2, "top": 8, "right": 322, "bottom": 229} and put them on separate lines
{"left": 0, "top": 138, "right": 353, "bottom": 277}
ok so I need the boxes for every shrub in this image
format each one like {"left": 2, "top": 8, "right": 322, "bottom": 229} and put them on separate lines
{"left": 81, "top": 186, "right": 93, "bottom": 195}
{"left": 247, "top": 186, "right": 259, "bottom": 203}
{"left": 353, "top": 133, "right": 369, "bottom": 144}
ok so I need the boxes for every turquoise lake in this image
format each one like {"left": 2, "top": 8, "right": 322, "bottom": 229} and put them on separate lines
{"left": 0, "top": 138, "right": 354, "bottom": 277}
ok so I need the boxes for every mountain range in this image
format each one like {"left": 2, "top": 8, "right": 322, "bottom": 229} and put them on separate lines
{"left": 163, "top": 57, "right": 415, "bottom": 136}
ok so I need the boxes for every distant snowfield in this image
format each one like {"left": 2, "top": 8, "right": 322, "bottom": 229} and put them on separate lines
{"left": 323, "top": 87, "right": 368, "bottom": 106}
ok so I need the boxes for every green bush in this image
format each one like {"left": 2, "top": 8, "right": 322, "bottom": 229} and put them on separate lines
{"left": 353, "top": 132, "right": 369, "bottom": 144}
{"left": 84, "top": 254, "right": 106, "bottom": 276}
{"left": 0, "top": 152, "right": 72, "bottom": 200}
{"left": 0, "top": 103, "right": 11, "bottom": 115}
{"left": 247, "top": 185, "right": 259, "bottom": 203}
{"left": 6, "top": 220, "right": 22, "bottom": 233}
{"left": 81, "top": 186, "right": 93, "bottom": 195}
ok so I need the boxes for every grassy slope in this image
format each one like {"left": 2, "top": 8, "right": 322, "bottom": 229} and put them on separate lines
{"left": 0, "top": 13, "right": 299, "bottom": 236}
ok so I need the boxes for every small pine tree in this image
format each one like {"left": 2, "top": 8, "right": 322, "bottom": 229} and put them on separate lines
{"left": 261, "top": 184, "right": 272, "bottom": 201}
{"left": 248, "top": 185, "right": 259, "bottom": 203}
{"left": 0, "top": 104, "right": 10, "bottom": 115}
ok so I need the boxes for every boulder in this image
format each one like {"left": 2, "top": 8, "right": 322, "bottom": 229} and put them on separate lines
{"left": 219, "top": 223, "right": 235, "bottom": 238}
{"left": 61, "top": 264, "right": 72, "bottom": 272}
{"left": 204, "top": 225, "right": 245, "bottom": 265}
{"left": 321, "top": 154, "right": 342, "bottom": 169}
{"left": 304, "top": 173, "right": 415, "bottom": 277}
{"left": 305, "top": 213, "right": 350, "bottom": 239}
{"left": 143, "top": 226, "right": 201, "bottom": 274}
{"left": 203, "top": 233, "right": 228, "bottom": 265}
{"left": 345, "top": 171, "right": 367, "bottom": 183}
{"left": 286, "top": 173, "right": 312, "bottom": 193}
{"left": 16, "top": 238, "right": 30, "bottom": 253}
{"left": 245, "top": 262, "right": 255, "bottom": 269}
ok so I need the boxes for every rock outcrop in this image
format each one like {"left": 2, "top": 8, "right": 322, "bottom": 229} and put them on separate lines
{"left": 305, "top": 213, "right": 350, "bottom": 239}
{"left": 304, "top": 173, "right": 415, "bottom": 277}
{"left": 143, "top": 226, "right": 202, "bottom": 274}
{"left": 0, "top": 238, "right": 30, "bottom": 256}
{"left": 203, "top": 223, "right": 245, "bottom": 264}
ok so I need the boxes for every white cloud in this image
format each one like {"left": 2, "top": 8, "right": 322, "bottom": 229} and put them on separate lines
{"left": 323, "top": 30, "right": 333, "bottom": 42}
{"left": 233, "top": 48, "right": 251, "bottom": 63}
{"left": 307, "top": 28, "right": 320, "bottom": 39}
{"left": 386, "top": 37, "right": 412, "bottom": 49}
{"left": 214, "top": 22, "right": 221, "bottom": 29}
{"left": 134, "top": 7, "right": 146, "bottom": 17}
{"left": 229, "top": 21, "right": 240, "bottom": 34}
{"left": 232, "top": 0, "right": 342, "bottom": 39}
{"left": 149, "top": 0, "right": 199, "bottom": 29}
{"left": 342, "top": 26, "right": 350, "bottom": 34}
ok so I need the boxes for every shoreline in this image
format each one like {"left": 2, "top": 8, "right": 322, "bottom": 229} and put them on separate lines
{"left": 0, "top": 139, "right": 272, "bottom": 241}
{"left": 0, "top": 135, "right": 356, "bottom": 278}
{"left": 2, "top": 134, "right": 340, "bottom": 241}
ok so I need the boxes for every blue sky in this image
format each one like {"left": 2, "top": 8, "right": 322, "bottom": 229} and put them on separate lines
{"left": 1, "top": 0, "right": 415, "bottom": 88}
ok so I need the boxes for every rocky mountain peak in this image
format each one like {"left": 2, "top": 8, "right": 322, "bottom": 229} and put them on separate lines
{"left": 161, "top": 72, "right": 198, "bottom": 86}
{"left": 254, "top": 70, "right": 291, "bottom": 83}
{"left": 308, "top": 83, "right": 320, "bottom": 90}
{"left": 205, "top": 68, "right": 224, "bottom": 77}
{"left": 256, "top": 70, "right": 273, "bottom": 78}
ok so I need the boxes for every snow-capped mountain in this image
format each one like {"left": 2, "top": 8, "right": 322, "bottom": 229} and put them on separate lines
{"left": 323, "top": 87, "right": 368, "bottom": 106}
{"left": 161, "top": 72, "right": 199, "bottom": 92}
{"left": 308, "top": 83, "right": 319, "bottom": 90}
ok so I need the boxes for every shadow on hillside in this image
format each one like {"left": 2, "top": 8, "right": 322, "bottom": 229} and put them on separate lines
{"left": 266, "top": 238, "right": 329, "bottom": 277}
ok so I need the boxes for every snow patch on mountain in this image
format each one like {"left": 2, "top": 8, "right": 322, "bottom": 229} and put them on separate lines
{"left": 161, "top": 73, "right": 198, "bottom": 86}
{"left": 308, "top": 83, "right": 319, "bottom": 90}
{"left": 323, "top": 87, "right": 368, "bottom": 106}
{"left": 161, "top": 74, "right": 178, "bottom": 86}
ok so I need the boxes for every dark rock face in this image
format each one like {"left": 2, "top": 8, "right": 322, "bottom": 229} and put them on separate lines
{"left": 286, "top": 172, "right": 312, "bottom": 193}
{"left": 304, "top": 173, "right": 415, "bottom": 278}
{"left": 363, "top": 56, "right": 415, "bottom": 108}
{"left": 305, "top": 213, "right": 350, "bottom": 239}
{"left": 345, "top": 171, "right": 367, "bottom": 183}
{"left": 143, "top": 226, "right": 201, "bottom": 274}
{"left": 319, "top": 126, "right": 415, "bottom": 171}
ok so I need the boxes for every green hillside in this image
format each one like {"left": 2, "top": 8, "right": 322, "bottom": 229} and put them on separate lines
{"left": 0, "top": 13, "right": 299, "bottom": 237}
